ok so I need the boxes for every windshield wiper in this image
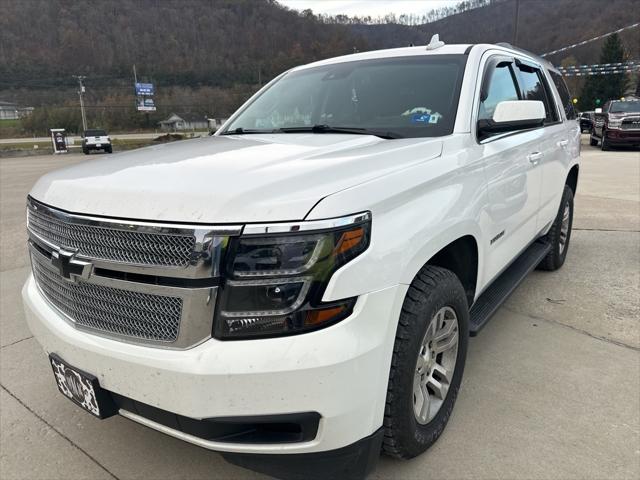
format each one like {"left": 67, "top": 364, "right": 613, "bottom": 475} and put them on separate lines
{"left": 278, "top": 125, "right": 403, "bottom": 139}
{"left": 219, "top": 127, "right": 274, "bottom": 135}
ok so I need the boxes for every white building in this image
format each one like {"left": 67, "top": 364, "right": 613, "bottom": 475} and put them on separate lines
{"left": 0, "top": 101, "right": 34, "bottom": 120}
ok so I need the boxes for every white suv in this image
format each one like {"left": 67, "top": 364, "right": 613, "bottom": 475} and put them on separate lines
{"left": 23, "top": 40, "right": 580, "bottom": 480}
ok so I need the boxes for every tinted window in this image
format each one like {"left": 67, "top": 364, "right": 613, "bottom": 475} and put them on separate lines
{"left": 550, "top": 71, "right": 576, "bottom": 120}
{"left": 515, "top": 66, "right": 557, "bottom": 123}
{"left": 225, "top": 55, "right": 467, "bottom": 138}
{"left": 478, "top": 63, "right": 520, "bottom": 122}
{"left": 85, "top": 129, "right": 106, "bottom": 136}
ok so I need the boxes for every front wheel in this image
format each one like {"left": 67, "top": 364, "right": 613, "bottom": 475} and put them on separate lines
{"left": 601, "top": 129, "right": 610, "bottom": 151}
{"left": 383, "top": 266, "right": 468, "bottom": 459}
{"left": 538, "top": 185, "right": 574, "bottom": 271}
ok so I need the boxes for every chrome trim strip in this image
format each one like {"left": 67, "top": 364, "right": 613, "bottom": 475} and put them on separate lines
{"left": 242, "top": 211, "right": 371, "bottom": 236}
{"left": 27, "top": 196, "right": 243, "bottom": 235}
{"left": 29, "top": 245, "right": 216, "bottom": 350}
{"left": 118, "top": 409, "right": 318, "bottom": 453}
{"left": 27, "top": 196, "right": 241, "bottom": 279}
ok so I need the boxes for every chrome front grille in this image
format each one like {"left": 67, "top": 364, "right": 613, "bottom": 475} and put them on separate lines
{"left": 32, "top": 252, "right": 183, "bottom": 342}
{"left": 26, "top": 197, "right": 241, "bottom": 349}
{"left": 621, "top": 117, "right": 640, "bottom": 130}
{"left": 28, "top": 204, "right": 196, "bottom": 268}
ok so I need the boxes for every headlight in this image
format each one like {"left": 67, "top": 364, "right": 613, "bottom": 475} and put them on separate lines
{"left": 215, "top": 212, "right": 371, "bottom": 339}
{"left": 608, "top": 119, "right": 622, "bottom": 128}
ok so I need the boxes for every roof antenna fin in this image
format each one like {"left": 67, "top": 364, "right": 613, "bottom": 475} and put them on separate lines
{"left": 426, "top": 34, "right": 445, "bottom": 50}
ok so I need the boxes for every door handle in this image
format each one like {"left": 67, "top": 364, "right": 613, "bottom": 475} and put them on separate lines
{"left": 557, "top": 140, "right": 569, "bottom": 148}
{"left": 527, "top": 152, "right": 543, "bottom": 165}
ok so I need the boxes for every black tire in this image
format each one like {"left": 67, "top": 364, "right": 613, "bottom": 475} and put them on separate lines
{"left": 600, "top": 129, "right": 610, "bottom": 151}
{"left": 589, "top": 133, "right": 598, "bottom": 147}
{"left": 538, "top": 185, "right": 574, "bottom": 271}
{"left": 82, "top": 147, "right": 89, "bottom": 155}
{"left": 105, "top": 146, "right": 113, "bottom": 154}
{"left": 383, "top": 265, "right": 469, "bottom": 459}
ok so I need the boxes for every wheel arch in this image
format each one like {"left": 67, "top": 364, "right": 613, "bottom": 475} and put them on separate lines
{"left": 403, "top": 230, "right": 481, "bottom": 307}
{"left": 566, "top": 164, "right": 579, "bottom": 195}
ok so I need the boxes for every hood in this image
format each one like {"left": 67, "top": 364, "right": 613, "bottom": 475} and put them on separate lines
{"left": 30, "top": 134, "right": 442, "bottom": 223}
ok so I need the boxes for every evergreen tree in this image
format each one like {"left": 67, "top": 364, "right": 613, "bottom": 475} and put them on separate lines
{"left": 578, "top": 33, "right": 628, "bottom": 111}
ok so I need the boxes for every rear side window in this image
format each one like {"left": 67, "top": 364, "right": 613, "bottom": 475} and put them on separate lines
{"left": 478, "top": 63, "right": 520, "bottom": 122}
{"left": 549, "top": 71, "right": 576, "bottom": 120}
{"left": 515, "top": 65, "right": 558, "bottom": 124}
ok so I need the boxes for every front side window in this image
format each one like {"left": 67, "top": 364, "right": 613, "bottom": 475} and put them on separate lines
{"left": 224, "top": 55, "right": 467, "bottom": 139}
{"left": 478, "top": 63, "right": 520, "bottom": 123}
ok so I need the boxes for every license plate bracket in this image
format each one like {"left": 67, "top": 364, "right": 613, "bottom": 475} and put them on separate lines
{"left": 49, "top": 354, "right": 117, "bottom": 419}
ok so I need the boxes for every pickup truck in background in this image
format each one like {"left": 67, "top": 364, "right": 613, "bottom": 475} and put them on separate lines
{"left": 590, "top": 99, "right": 640, "bottom": 150}
{"left": 23, "top": 39, "right": 580, "bottom": 480}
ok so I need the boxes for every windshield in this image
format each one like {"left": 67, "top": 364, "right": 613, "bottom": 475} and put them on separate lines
{"left": 610, "top": 101, "right": 640, "bottom": 113}
{"left": 85, "top": 129, "right": 107, "bottom": 136}
{"left": 224, "top": 55, "right": 467, "bottom": 138}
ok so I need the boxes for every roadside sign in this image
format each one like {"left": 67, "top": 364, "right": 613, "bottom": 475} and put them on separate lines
{"left": 135, "top": 83, "right": 154, "bottom": 96}
{"left": 50, "top": 128, "right": 67, "bottom": 154}
{"left": 136, "top": 97, "right": 156, "bottom": 112}
{"left": 135, "top": 82, "right": 156, "bottom": 111}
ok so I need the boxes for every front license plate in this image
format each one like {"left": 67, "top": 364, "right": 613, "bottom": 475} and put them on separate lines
{"left": 49, "top": 354, "right": 116, "bottom": 418}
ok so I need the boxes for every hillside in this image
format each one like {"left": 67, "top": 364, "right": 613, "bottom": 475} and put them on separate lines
{"left": 353, "top": 0, "right": 640, "bottom": 65}
{"left": 0, "top": 0, "right": 366, "bottom": 90}
{"left": 1, "top": 0, "right": 638, "bottom": 135}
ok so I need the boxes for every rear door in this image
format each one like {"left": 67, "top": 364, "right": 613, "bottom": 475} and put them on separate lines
{"left": 511, "top": 60, "right": 568, "bottom": 232}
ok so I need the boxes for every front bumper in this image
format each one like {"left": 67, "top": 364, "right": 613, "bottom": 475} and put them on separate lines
{"left": 604, "top": 129, "right": 640, "bottom": 145}
{"left": 22, "top": 274, "right": 405, "bottom": 455}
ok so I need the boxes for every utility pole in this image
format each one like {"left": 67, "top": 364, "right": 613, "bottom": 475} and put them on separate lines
{"left": 73, "top": 75, "right": 88, "bottom": 131}
{"left": 512, "top": 0, "right": 520, "bottom": 46}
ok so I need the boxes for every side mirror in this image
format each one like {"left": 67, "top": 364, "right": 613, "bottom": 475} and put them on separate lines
{"left": 594, "top": 108, "right": 603, "bottom": 114}
{"left": 478, "top": 100, "right": 545, "bottom": 140}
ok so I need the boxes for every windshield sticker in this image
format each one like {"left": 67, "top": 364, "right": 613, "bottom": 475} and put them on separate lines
{"left": 403, "top": 107, "right": 431, "bottom": 116}
{"left": 428, "top": 112, "right": 443, "bottom": 124}
{"left": 407, "top": 108, "right": 443, "bottom": 124}
{"left": 411, "top": 113, "right": 431, "bottom": 124}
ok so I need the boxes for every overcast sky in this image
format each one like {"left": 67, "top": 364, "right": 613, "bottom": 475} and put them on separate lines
{"left": 279, "top": 0, "right": 459, "bottom": 18}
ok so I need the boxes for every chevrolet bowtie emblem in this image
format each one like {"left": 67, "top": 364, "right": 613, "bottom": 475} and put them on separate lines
{"left": 51, "top": 248, "right": 93, "bottom": 282}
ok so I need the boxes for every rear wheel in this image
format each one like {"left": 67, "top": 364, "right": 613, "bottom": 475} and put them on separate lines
{"left": 383, "top": 266, "right": 468, "bottom": 459}
{"left": 105, "top": 146, "right": 113, "bottom": 154}
{"left": 82, "top": 147, "right": 89, "bottom": 155}
{"left": 538, "top": 185, "right": 574, "bottom": 271}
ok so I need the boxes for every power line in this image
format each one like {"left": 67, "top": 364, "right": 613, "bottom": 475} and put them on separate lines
{"left": 541, "top": 22, "right": 640, "bottom": 57}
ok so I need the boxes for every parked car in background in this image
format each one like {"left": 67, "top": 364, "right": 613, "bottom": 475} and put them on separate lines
{"left": 22, "top": 40, "right": 580, "bottom": 480}
{"left": 590, "top": 100, "right": 640, "bottom": 150}
{"left": 82, "top": 129, "right": 112, "bottom": 154}
{"left": 579, "top": 111, "right": 594, "bottom": 132}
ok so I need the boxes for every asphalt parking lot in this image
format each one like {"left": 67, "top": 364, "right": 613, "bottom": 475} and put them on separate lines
{"left": 1, "top": 137, "right": 638, "bottom": 480}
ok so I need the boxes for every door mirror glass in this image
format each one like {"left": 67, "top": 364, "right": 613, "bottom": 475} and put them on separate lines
{"left": 478, "top": 100, "right": 545, "bottom": 139}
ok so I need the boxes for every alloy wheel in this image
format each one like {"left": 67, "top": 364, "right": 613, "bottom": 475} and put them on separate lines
{"left": 413, "top": 306, "right": 459, "bottom": 425}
